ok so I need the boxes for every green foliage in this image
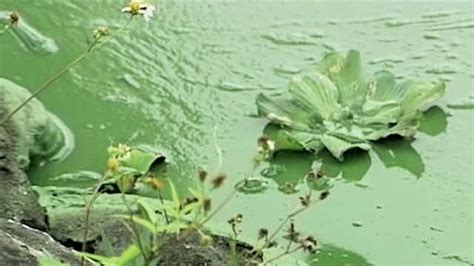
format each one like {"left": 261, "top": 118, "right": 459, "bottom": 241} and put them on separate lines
{"left": 103, "top": 144, "right": 167, "bottom": 193}
{"left": 256, "top": 50, "right": 445, "bottom": 161}
{"left": 78, "top": 244, "right": 141, "bottom": 266}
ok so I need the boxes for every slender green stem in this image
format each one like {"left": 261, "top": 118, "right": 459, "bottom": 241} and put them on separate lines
{"left": 265, "top": 204, "right": 310, "bottom": 246}
{"left": 80, "top": 177, "right": 106, "bottom": 265}
{"left": 157, "top": 190, "right": 170, "bottom": 224}
{"left": 120, "top": 192, "right": 148, "bottom": 263}
{"left": 285, "top": 237, "right": 293, "bottom": 253}
{"left": 0, "top": 51, "right": 88, "bottom": 125}
{"left": 196, "top": 190, "right": 237, "bottom": 228}
{"left": 0, "top": 16, "right": 134, "bottom": 125}
{"left": 254, "top": 195, "right": 321, "bottom": 258}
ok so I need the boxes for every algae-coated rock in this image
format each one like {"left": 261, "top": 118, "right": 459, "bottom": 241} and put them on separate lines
{"left": 0, "top": 102, "right": 47, "bottom": 229}
{"left": 0, "top": 219, "right": 80, "bottom": 265}
{"left": 0, "top": 10, "right": 58, "bottom": 54}
{"left": 0, "top": 78, "right": 74, "bottom": 168}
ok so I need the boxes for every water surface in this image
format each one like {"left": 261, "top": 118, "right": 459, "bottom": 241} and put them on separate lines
{"left": 0, "top": 1, "right": 473, "bottom": 265}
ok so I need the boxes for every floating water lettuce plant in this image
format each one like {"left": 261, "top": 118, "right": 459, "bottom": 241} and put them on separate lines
{"left": 256, "top": 50, "right": 445, "bottom": 161}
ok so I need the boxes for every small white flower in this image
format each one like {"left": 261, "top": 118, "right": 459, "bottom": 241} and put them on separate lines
{"left": 141, "top": 4, "right": 156, "bottom": 22}
{"left": 266, "top": 139, "right": 276, "bottom": 151}
{"left": 121, "top": 1, "right": 156, "bottom": 22}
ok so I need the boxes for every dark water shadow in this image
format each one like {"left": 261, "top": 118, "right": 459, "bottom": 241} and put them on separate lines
{"left": 371, "top": 136, "right": 425, "bottom": 178}
{"left": 259, "top": 106, "right": 448, "bottom": 190}
{"left": 317, "top": 148, "right": 372, "bottom": 182}
{"left": 418, "top": 106, "right": 449, "bottom": 136}
{"left": 261, "top": 150, "right": 315, "bottom": 194}
{"left": 370, "top": 106, "right": 447, "bottom": 178}
{"left": 306, "top": 243, "right": 373, "bottom": 266}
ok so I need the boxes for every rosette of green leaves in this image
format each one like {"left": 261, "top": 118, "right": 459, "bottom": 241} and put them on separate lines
{"left": 256, "top": 50, "right": 445, "bottom": 161}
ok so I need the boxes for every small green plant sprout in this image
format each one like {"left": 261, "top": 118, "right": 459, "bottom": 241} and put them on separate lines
{"left": 0, "top": 0, "right": 156, "bottom": 126}
{"left": 256, "top": 50, "right": 446, "bottom": 161}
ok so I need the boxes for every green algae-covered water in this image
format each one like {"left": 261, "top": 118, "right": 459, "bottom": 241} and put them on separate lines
{"left": 1, "top": 1, "right": 473, "bottom": 265}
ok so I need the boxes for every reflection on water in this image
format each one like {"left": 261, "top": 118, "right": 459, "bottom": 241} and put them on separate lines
{"left": 372, "top": 137, "right": 425, "bottom": 178}
{"left": 307, "top": 244, "right": 373, "bottom": 266}
{"left": 418, "top": 106, "right": 449, "bottom": 136}
{"left": 261, "top": 105, "right": 448, "bottom": 189}
{"left": 260, "top": 150, "right": 314, "bottom": 194}
{"left": 318, "top": 149, "right": 372, "bottom": 182}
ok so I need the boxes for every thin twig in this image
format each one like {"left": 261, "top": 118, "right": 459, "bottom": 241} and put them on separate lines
{"left": 196, "top": 190, "right": 237, "bottom": 228}
{"left": 0, "top": 51, "right": 89, "bottom": 125}
{"left": 120, "top": 192, "right": 148, "bottom": 263}
{"left": 265, "top": 197, "right": 320, "bottom": 246}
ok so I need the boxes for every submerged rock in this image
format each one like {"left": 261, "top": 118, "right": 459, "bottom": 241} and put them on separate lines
{"left": 0, "top": 78, "right": 74, "bottom": 168}
{"left": 0, "top": 10, "right": 58, "bottom": 54}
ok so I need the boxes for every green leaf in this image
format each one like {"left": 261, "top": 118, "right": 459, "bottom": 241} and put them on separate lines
{"left": 123, "top": 149, "right": 166, "bottom": 175}
{"left": 321, "top": 134, "right": 370, "bottom": 161}
{"left": 399, "top": 80, "right": 446, "bottom": 118}
{"left": 289, "top": 72, "right": 341, "bottom": 120}
{"left": 263, "top": 124, "right": 304, "bottom": 151}
{"left": 256, "top": 93, "right": 294, "bottom": 126}
{"left": 77, "top": 244, "right": 141, "bottom": 266}
{"left": 359, "top": 100, "right": 401, "bottom": 126}
{"left": 318, "top": 51, "right": 345, "bottom": 74}
{"left": 369, "top": 70, "right": 399, "bottom": 101}
{"left": 137, "top": 199, "right": 158, "bottom": 225}
{"left": 286, "top": 130, "right": 324, "bottom": 152}
{"left": 256, "top": 93, "right": 313, "bottom": 130}
{"left": 163, "top": 221, "right": 189, "bottom": 234}
{"left": 77, "top": 252, "right": 114, "bottom": 265}
{"left": 320, "top": 50, "right": 366, "bottom": 108}
{"left": 168, "top": 179, "right": 181, "bottom": 210}
{"left": 115, "top": 214, "right": 157, "bottom": 233}
{"left": 115, "top": 244, "right": 141, "bottom": 265}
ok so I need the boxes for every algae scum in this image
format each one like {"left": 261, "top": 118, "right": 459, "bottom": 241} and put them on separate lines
{"left": 1, "top": 1, "right": 473, "bottom": 265}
